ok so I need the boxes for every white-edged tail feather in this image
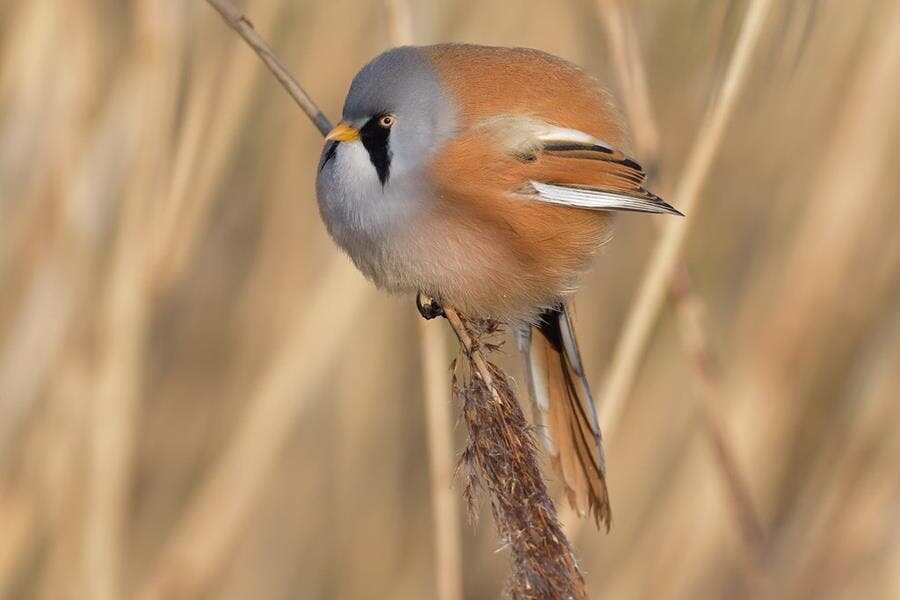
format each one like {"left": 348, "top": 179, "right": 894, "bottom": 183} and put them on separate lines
{"left": 519, "top": 305, "right": 612, "bottom": 529}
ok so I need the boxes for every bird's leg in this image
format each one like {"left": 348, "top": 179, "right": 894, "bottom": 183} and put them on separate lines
{"left": 416, "top": 292, "right": 445, "bottom": 320}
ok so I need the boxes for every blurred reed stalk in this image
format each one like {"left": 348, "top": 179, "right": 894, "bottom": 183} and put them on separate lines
{"left": 417, "top": 316, "right": 463, "bottom": 600}
{"left": 600, "top": 10, "right": 772, "bottom": 580}
{"left": 0, "top": 491, "right": 33, "bottom": 596}
{"left": 86, "top": 4, "right": 188, "bottom": 597}
{"left": 594, "top": 0, "right": 659, "bottom": 165}
{"left": 597, "top": 0, "right": 776, "bottom": 453}
{"left": 138, "top": 257, "right": 370, "bottom": 599}
{"left": 669, "top": 268, "right": 768, "bottom": 587}
{"left": 151, "top": 0, "right": 290, "bottom": 291}
{"left": 137, "top": 1, "right": 379, "bottom": 596}
{"left": 744, "top": 2, "right": 900, "bottom": 594}
{"left": 562, "top": 0, "right": 769, "bottom": 583}
{"left": 381, "top": 3, "right": 463, "bottom": 600}
{"left": 0, "top": 5, "right": 148, "bottom": 596}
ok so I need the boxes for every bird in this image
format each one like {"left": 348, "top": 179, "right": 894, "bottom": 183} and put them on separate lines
{"left": 316, "top": 44, "right": 681, "bottom": 530}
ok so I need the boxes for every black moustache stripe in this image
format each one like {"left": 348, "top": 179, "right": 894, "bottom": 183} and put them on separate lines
{"left": 359, "top": 116, "right": 392, "bottom": 186}
{"left": 320, "top": 140, "right": 338, "bottom": 172}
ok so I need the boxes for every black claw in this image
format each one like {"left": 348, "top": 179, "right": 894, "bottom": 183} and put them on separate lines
{"left": 416, "top": 293, "right": 445, "bottom": 320}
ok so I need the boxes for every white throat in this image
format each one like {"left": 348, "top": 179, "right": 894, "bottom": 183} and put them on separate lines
{"left": 319, "top": 140, "right": 428, "bottom": 234}
{"left": 316, "top": 140, "right": 432, "bottom": 281}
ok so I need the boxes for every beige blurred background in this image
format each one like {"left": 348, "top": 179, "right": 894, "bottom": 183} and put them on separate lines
{"left": 1, "top": 1, "right": 899, "bottom": 599}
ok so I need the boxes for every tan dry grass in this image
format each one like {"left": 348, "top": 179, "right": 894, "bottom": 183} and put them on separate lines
{"left": 557, "top": 6, "right": 768, "bottom": 596}
{"left": 1, "top": 1, "right": 898, "bottom": 599}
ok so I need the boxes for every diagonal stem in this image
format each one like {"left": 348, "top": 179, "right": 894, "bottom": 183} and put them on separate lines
{"left": 205, "top": 0, "right": 332, "bottom": 135}
{"left": 589, "top": 0, "right": 769, "bottom": 575}
{"left": 598, "top": 0, "right": 776, "bottom": 437}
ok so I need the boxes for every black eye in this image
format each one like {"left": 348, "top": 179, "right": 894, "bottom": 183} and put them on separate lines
{"left": 378, "top": 114, "right": 395, "bottom": 128}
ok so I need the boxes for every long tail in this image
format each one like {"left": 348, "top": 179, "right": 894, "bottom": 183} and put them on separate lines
{"left": 519, "top": 304, "right": 612, "bottom": 530}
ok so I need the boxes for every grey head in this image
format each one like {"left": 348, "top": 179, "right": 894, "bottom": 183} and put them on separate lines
{"left": 316, "top": 47, "right": 457, "bottom": 253}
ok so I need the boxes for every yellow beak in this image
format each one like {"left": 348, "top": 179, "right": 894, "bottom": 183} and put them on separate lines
{"left": 326, "top": 122, "right": 360, "bottom": 142}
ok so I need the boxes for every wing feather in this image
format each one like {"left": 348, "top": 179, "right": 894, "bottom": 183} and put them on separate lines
{"left": 528, "top": 181, "right": 683, "bottom": 215}
{"left": 493, "top": 119, "right": 683, "bottom": 217}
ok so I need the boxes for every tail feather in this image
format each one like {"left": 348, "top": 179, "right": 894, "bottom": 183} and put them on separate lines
{"left": 520, "top": 304, "right": 612, "bottom": 530}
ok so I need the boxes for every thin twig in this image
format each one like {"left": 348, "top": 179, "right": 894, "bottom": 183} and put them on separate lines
{"left": 442, "top": 307, "right": 503, "bottom": 404}
{"left": 205, "top": 0, "right": 332, "bottom": 135}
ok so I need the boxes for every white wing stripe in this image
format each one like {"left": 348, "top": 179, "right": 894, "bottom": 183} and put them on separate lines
{"left": 528, "top": 181, "right": 681, "bottom": 215}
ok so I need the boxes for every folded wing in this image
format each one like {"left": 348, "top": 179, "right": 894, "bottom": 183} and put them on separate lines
{"left": 485, "top": 117, "right": 683, "bottom": 216}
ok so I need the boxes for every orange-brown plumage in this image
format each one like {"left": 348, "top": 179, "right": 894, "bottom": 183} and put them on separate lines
{"left": 424, "top": 129, "right": 611, "bottom": 319}
{"left": 422, "top": 45, "right": 628, "bottom": 145}
{"left": 420, "top": 45, "right": 640, "bottom": 320}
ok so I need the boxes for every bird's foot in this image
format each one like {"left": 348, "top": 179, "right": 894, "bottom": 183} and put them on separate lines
{"left": 416, "top": 292, "right": 445, "bottom": 320}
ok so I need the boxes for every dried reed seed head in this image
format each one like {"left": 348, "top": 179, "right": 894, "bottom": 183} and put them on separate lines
{"left": 451, "top": 315, "right": 588, "bottom": 600}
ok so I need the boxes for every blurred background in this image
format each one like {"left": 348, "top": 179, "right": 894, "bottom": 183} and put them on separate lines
{"left": 1, "top": 0, "right": 899, "bottom": 598}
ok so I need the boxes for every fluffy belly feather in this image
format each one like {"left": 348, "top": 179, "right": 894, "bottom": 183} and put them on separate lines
{"left": 337, "top": 207, "right": 604, "bottom": 323}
